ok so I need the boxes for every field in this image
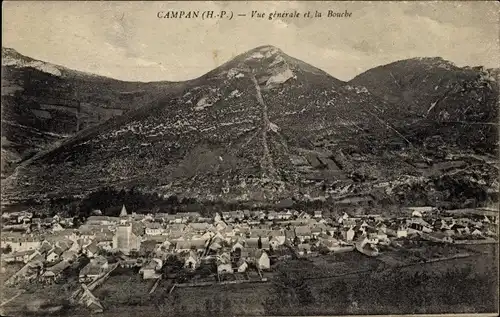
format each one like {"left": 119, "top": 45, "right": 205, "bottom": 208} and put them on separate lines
{"left": 0, "top": 282, "right": 75, "bottom": 316}
{"left": 0, "top": 262, "right": 24, "bottom": 285}
{"left": 307, "top": 251, "right": 381, "bottom": 276}
{"left": 94, "top": 273, "right": 156, "bottom": 307}
{"left": 92, "top": 266, "right": 271, "bottom": 316}
{"left": 169, "top": 282, "right": 271, "bottom": 315}
{"left": 90, "top": 279, "right": 271, "bottom": 317}
{"left": 264, "top": 250, "right": 499, "bottom": 316}
{"left": 1, "top": 243, "right": 497, "bottom": 316}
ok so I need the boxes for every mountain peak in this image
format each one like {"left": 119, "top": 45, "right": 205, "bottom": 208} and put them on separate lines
{"left": 2, "top": 47, "right": 19, "bottom": 55}
{"left": 249, "top": 44, "right": 282, "bottom": 52}
{"left": 390, "top": 56, "right": 457, "bottom": 72}
{"left": 2, "top": 47, "right": 31, "bottom": 62}
{"left": 236, "top": 45, "right": 284, "bottom": 65}
{"left": 204, "top": 45, "right": 339, "bottom": 86}
{"left": 2, "top": 46, "right": 496, "bottom": 210}
{"left": 2, "top": 47, "right": 62, "bottom": 77}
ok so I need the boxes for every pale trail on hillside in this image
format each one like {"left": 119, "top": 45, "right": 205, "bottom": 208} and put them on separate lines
{"left": 249, "top": 71, "right": 276, "bottom": 180}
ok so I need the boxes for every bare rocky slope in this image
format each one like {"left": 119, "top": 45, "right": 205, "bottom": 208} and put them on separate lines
{"left": 1, "top": 47, "right": 185, "bottom": 177}
{"left": 350, "top": 57, "right": 499, "bottom": 155}
{"left": 2, "top": 46, "right": 498, "bottom": 212}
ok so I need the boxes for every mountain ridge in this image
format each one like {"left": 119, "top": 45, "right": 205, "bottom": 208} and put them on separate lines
{"left": 2, "top": 47, "right": 179, "bottom": 84}
{"left": 1, "top": 47, "right": 189, "bottom": 178}
{"left": 349, "top": 55, "right": 499, "bottom": 155}
{"left": 1, "top": 45, "right": 498, "bottom": 213}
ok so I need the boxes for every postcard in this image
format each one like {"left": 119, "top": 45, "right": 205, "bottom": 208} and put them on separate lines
{"left": 1, "top": 1, "right": 498, "bottom": 316}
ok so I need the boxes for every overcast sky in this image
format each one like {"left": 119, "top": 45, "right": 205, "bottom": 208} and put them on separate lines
{"left": 2, "top": 1, "right": 499, "bottom": 82}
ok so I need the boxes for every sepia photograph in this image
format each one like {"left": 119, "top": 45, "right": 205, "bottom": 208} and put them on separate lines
{"left": 1, "top": 1, "right": 499, "bottom": 316}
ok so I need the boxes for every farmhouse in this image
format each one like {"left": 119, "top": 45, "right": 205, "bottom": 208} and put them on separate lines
{"left": 79, "top": 256, "right": 109, "bottom": 283}
{"left": 41, "top": 260, "right": 71, "bottom": 284}
{"left": 140, "top": 258, "right": 163, "bottom": 279}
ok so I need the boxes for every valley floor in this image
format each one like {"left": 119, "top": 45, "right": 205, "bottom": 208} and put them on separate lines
{"left": 1, "top": 244, "right": 497, "bottom": 316}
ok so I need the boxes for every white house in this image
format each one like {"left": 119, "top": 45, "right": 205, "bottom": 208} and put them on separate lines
{"left": 298, "top": 212, "right": 312, "bottom": 219}
{"left": 86, "top": 216, "right": 119, "bottom": 226}
{"left": 297, "top": 243, "right": 312, "bottom": 255}
{"left": 397, "top": 226, "right": 408, "bottom": 238}
{"left": 269, "top": 231, "right": 286, "bottom": 245}
{"left": 79, "top": 257, "right": 108, "bottom": 283}
{"left": 28, "top": 250, "right": 45, "bottom": 263}
{"left": 295, "top": 226, "right": 312, "bottom": 242}
{"left": 472, "top": 228, "right": 483, "bottom": 236}
{"left": 269, "top": 237, "right": 283, "bottom": 249}
{"left": 209, "top": 241, "right": 222, "bottom": 252}
{"left": 427, "top": 232, "right": 454, "bottom": 244}
{"left": 140, "top": 258, "right": 162, "bottom": 279}
{"left": 184, "top": 251, "right": 200, "bottom": 270}
{"left": 376, "top": 230, "right": 389, "bottom": 242}
{"left": 365, "top": 233, "right": 379, "bottom": 245}
{"left": 321, "top": 238, "right": 348, "bottom": 252}
{"left": 85, "top": 242, "right": 99, "bottom": 258}
{"left": 176, "top": 241, "right": 193, "bottom": 253}
{"left": 46, "top": 247, "right": 64, "bottom": 263}
{"left": 311, "top": 227, "right": 323, "bottom": 239}
{"left": 257, "top": 251, "right": 270, "bottom": 270}
{"left": 217, "top": 262, "right": 233, "bottom": 274}
{"left": 216, "top": 222, "right": 228, "bottom": 231}
{"left": 2, "top": 250, "right": 36, "bottom": 263}
{"left": 231, "top": 241, "right": 245, "bottom": 252}
{"left": 407, "top": 207, "right": 434, "bottom": 217}
{"left": 191, "top": 239, "right": 207, "bottom": 253}
{"left": 145, "top": 223, "right": 163, "bottom": 236}
{"left": 51, "top": 223, "right": 65, "bottom": 232}
{"left": 407, "top": 218, "right": 433, "bottom": 233}
{"left": 1, "top": 236, "right": 41, "bottom": 253}
{"left": 61, "top": 250, "right": 78, "bottom": 262}
{"left": 267, "top": 211, "right": 278, "bottom": 221}
{"left": 411, "top": 210, "right": 423, "bottom": 218}
{"left": 345, "top": 227, "right": 355, "bottom": 242}
{"left": 236, "top": 259, "right": 248, "bottom": 273}
{"left": 42, "top": 261, "right": 71, "bottom": 284}
{"left": 201, "top": 231, "right": 214, "bottom": 240}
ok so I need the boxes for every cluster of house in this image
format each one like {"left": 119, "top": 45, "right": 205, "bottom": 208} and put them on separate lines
{"left": 1, "top": 205, "right": 498, "bottom": 285}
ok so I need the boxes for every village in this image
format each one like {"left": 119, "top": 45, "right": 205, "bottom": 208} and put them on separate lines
{"left": 1, "top": 205, "right": 498, "bottom": 313}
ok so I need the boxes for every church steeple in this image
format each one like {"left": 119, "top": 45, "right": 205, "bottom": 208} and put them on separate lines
{"left": 120, "top": 205, "right": 128, "bottom": 217}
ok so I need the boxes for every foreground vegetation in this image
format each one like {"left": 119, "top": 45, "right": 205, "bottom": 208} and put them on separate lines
{"left": 264, "top": 259, "right": 498, "bottom": 315}
{"left": 2, "top": 249, "right": 496, "bottom": 317}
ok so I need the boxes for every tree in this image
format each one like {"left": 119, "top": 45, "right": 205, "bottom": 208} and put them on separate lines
{"left": 232, "top": 247, "right": 242, "bottom": 259}
{"left": 196, "top": 263, "right": 215, "bottom": 277}
{"left": 163, "top": 255, "right": 184, "bottom": 275}
{"left": 293, "top": 236, "right": 301, "bottom": 246}
{"left": 318, "top": 245, "right": 330, "bottom": 255}
{"left": 222, "top": 298, "right": 232, "bottom": 316}
{"left": 204, "top": 299, "right": 213, "bottom": 313}
{"left": 1, "top": 244, "right": 12, "bottom": 254}
{"left": 269, "top": 263, "right": 316, "bottom": 311}
{"left": 72, "top": 216, "right": 83, "bottom": 228}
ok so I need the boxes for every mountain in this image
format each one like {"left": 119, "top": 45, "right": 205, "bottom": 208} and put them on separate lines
{"left": 2, "top": 46, "right": 498, "bottom": 212}
{"left": 350, "top": 57, "right": 499, "bottom": 155}
{"left": 1, "top": 47, "right": 186, "bottom": 177}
